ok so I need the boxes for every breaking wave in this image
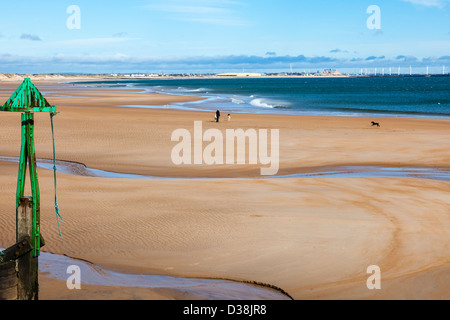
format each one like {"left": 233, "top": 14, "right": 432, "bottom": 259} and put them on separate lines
{"left": 176, "top": 87, "right": 209, "bottom": 93}
{"left": 250, "top": 98, "right": 289, "bottom": 109}
{"left": 231, "top": 98, "right": 246, "bottom": 104}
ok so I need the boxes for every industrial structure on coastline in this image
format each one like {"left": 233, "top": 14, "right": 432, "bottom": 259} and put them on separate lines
{"left": 109, "top": 69, "right": 345, "bottom": 78}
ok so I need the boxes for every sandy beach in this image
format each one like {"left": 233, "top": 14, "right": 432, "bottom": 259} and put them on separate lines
{"left": 0, "top": 80, "right": 449, "bottom": 300}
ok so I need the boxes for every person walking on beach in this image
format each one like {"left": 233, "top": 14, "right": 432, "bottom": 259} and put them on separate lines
{"left": 215, "top": 110, "right": 221, "bottom": 123}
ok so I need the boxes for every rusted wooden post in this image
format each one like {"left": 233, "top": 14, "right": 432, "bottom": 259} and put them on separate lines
{"left": 16, "top": 197, "right": 39, "bottom": 300}
{"left": 0, "top": 262, "right": 17, "bottom": 300}
{"left": 0, "top": 233, "right": 34, "bottom": 300}
{"left": 0, "top": 198, "right": 35, "bottom": 301}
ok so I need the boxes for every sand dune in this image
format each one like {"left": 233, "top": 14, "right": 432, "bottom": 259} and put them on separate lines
{"left": 0, "top": 81, "right": 448, "bottom": 300}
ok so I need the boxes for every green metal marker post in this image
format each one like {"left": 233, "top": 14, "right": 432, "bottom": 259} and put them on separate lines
{"left": 1, "top": 78, "right": 56, "bottom": 257}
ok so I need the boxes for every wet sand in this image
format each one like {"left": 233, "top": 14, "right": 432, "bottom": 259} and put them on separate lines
{"left": 0, "top": 80, "right": 449, "bottom": 300}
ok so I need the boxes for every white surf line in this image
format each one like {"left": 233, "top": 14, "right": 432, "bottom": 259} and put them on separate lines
{"left": 1, "top": 156, "right": 449, "bottom": 182}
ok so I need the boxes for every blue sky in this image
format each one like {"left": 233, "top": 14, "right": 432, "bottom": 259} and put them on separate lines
{"left": 0, "top": 0, "right": 449, "bottom": 73}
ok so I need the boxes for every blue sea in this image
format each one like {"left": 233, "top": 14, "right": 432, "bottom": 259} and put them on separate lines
{"left": 74, "top": 76, "right": 450, "bottom": 118}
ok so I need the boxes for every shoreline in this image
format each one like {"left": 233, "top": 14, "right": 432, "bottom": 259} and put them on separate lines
{"left": 2, "top": 77, "right": 450, "bottom": 120}
{"left": 66, "top": 78, "right": 450, "bottom": 120}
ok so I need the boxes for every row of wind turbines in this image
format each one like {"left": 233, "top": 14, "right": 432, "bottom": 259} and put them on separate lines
{"left": 358, "top": 65, "right": 447, "bottom": 76}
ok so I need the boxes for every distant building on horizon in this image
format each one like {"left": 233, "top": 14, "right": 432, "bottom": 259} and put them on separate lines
{"left": 322, "top": 69, "right": 341, "bottom": 76}
{"left": 216, "top": 72, "right": 262, "bottom": 77}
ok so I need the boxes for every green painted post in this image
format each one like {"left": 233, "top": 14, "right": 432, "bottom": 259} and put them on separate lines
{"left": 16, "top": 113, "right": 27, "bottom": 204}
{"left": 0, "top": 78, "right": 58, "bottom": 299}
{"left": 15, "top": 113, "right": 41, "bottom": 257}
{"left": 1, "top": 78, "right": 56, "bottom": 258}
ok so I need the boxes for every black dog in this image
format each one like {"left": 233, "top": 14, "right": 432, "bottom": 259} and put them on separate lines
{"left": 371, "top": 121, "right": 380, "bottom": 127}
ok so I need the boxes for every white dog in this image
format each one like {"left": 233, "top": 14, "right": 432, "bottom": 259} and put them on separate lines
{"left": 227, "top": 114, "right": 231, "bottom": 121}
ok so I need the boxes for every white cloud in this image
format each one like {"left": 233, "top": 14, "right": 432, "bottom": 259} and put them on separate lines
{"left": 401, "top": 0, "right": 450, "bottom": 7}
{"left": 149, "top": 4, "right": 232, "bottom": 15}
{"left": 145, "top": 0, "right": 249, "bottom": 26}
{"left": 58, "top": 37, "right": 138, "bottom": 46}
{"left": 20, "top": 34, "right": 42, "bottom": 41}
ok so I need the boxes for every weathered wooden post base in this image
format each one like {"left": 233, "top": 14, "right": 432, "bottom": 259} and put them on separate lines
{"left": 0, "top": 237, "right": 35, "bottom": 300}
{"left": 16, "top": 197, "right": 40, "bottom": 300}
{"left": 0, "top": 198, "right": 41, "bottom": 300}
{"left": 0, "top": 261, "right": 18, "bottom": 300}
{"left": 0, "top": 237, "right": 32, "bottom": 264}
